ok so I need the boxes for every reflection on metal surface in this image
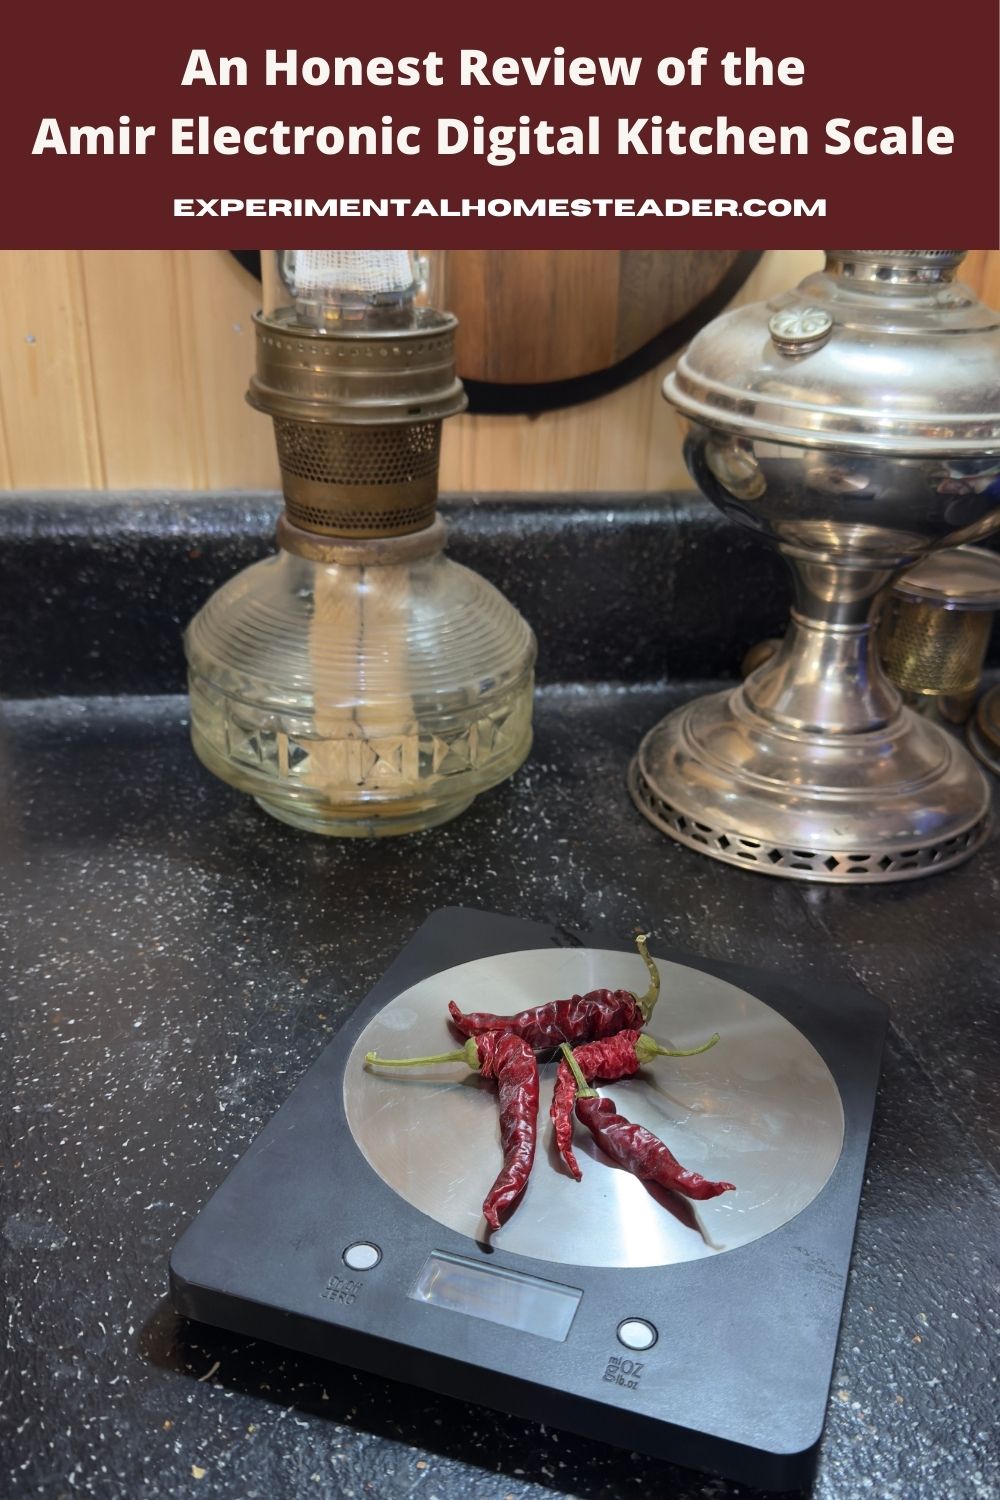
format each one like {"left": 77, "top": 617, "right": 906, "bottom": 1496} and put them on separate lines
{"left": 343, "top": 949, "right": 844, "bottom": 1269}
{"left": 740, "top": 638, "right": 781, "bottom": 679}
{"left": 968, "top": 684, "right": 1000, "bottom": 776}
{"left": 629, "top": 693, "right": 992, "bottom": 883}
{"left": 638, "top": 250, "right": 1000, "bottom": 882}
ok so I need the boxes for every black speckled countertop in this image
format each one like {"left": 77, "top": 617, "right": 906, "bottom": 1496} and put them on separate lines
{"left": 1, "top": 495, "right": 998, "bottom": 1500}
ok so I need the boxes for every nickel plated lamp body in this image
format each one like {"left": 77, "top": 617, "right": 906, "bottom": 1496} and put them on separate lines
{"left": 630, "top": 250, "right": 1000, "bottom": 882}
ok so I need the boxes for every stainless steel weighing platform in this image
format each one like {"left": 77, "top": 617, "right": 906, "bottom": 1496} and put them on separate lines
{"left": 171, "top": 909, "right": 887, "bottom": 1490}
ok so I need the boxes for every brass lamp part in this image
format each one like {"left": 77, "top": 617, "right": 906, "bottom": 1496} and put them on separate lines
{"left": 247, "top": 309, "right": 467, "bottom": 541}
{"left": 877, "top": 543, "right": 1000, "bottom": 726}
{"left": 879, "top": 598, "right": 990, "bottom": 697}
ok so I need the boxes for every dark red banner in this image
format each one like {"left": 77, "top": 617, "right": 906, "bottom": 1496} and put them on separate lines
{"left": 2, "top": 0, "right": 998, "bottom": 247}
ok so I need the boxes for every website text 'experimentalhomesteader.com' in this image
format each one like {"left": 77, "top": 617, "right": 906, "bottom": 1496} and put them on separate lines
{"left": 173, "top": 195, "right": 827, "bottom": 219}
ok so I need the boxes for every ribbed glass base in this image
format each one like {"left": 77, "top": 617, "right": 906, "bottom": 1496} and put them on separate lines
{"left": 253, "top": 792, "right": 475, "bottom": 838}
{"left": 185, "top": 540, "right": 536, "bottom": 839}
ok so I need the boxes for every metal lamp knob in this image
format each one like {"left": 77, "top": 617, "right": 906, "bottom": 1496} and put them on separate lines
{"left": 767, "top": 306, "right": 833, "bottom": 356}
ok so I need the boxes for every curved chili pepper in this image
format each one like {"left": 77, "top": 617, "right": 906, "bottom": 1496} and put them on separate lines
{"left": 559, "top": 1044, "right": 734, "bottom": 1201}
{"left": 475, "top": 1032, "right": 538, "bottom": 1229}
{"left": 448, "top": 933, "right": 660, "bottom": 1051}
{"left": 365, "top": 1033, "right": 538, "bottom": 1231}
{"left": 551, "top": 1029, "right": 720, "bottom": 1179}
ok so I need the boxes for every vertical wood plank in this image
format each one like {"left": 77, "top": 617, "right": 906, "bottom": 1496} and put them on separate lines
{"left": 643, "top": 354, "right": 690, "bottom": 493}
{"left": 184, "top": 252, "right": 279, "bottom": 489}
{"left": 0, "top": 364, "right": 13, "bottom": 488}
{"left": 66, "top": 251, "right": 108, "bottom": 489}
{"left": 961, "top": 250, "right": 987, "bottom": 297}
{"left": 963, "top": 250, "right": 1000, "bottom": 309}
{"left": 80, "top": 251, "right": 201, "bottom": 488}
{"left": 0, "top": 249, "right": 104, "bottom": 488}
{"left": 168, "top": 252, "right": 210, "bottom": 490}
{"left": 979, "top": 254, "right": 1000, "bottom": 311}
{"left": 443, "top": 361, "right": 659, "bottom": 493}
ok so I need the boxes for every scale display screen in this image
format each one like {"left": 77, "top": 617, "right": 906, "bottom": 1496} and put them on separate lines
{"left": 409, "top": 1251, "right": 582, "bottom": 1342}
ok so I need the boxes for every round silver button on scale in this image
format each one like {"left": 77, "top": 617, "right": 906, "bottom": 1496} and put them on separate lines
{"left": 617, "top": 1318, "right": 658, "bottom": 1351}
{"left": 342, "top": 1242, "right": 381, "bottom": 1271}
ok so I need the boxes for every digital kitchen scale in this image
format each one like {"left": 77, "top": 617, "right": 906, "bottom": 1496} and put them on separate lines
{"left": 170, "top": 908, "right": 887, "bottom": 1490}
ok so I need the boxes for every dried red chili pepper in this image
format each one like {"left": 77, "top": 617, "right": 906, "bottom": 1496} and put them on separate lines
{"left": 559, "top": 1044, "right": 734, "bottom": 1201}
{"left": 448, "top": 933, "right": 661, "bottom": 1051}
{"left": 551, "top": 1029, "right": 720, "bottom": 1179}
{"left": 365, "top": 1033, "right": 538, "bottom": 1230}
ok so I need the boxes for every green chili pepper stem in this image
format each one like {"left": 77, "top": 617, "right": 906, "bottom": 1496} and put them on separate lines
{"left": 560, "top": 1042, "right": 597, "bottom": 1099}
{"left": 365, "top": 1039, "right": 480, "bottom": 1070}
{"left": 635, "top": 1031, "right": 720, "bottom": 1063}
{"left": 634, "top": 932, "right": 661, "bottom": 1024}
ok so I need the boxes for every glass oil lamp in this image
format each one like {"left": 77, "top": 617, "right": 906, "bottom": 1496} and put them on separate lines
{"left": 185, "top": 251, "right": 536, "bottom": 836}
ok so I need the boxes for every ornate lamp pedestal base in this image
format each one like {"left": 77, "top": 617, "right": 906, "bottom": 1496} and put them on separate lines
{"left": 630, "top": 603, "right": 993, "bottom": 884}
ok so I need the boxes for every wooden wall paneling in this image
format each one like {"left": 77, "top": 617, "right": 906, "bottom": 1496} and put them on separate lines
{"left": 2, "top": 249, "right": 997, "bottom": 497}
{"left": 962, "top": 250, "right": 986, "bottom": 293}
{"left": 80, "top": 251, "right": 206, "bottom": 489}
{"left": 0, "top": 387, "right": 11, "bottom": 489}
{"left": 0, "top": 250, "right": 104, "bottom": 488}
{"left": 0, "top": 335, "right": 12, "bottom": 489}
{"left": 579, "top": 368, "right": 661, "bottom": 489}
{"left": 980, "top": 255, "right": 1000, "bottom": 310}
{"left": 643, "top": 359, "right": 691, "bottom": 493}
{"left": 184, "top": 253, "right": 279, "bottom": 490}
{"left": 441, "top": 358, "right": 661, "bottom": 492}
{"left": 441, "top": 249, "right": 827, "bottom": 495}
{"left": 440, "top": 354, "right": 669, "bottom": 491}
{"left": 172, "top": 252, "right": 213, "bottom": 488}
{"left": 437, "top": 249, "right": 825, "bottom": 491}
{"left": 962, "top": 250, "right": 1000, "bottom": 308}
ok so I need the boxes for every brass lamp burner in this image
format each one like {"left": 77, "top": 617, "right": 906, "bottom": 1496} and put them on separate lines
{"left": 247, "top": 309, "right": 466, "bottom": 541}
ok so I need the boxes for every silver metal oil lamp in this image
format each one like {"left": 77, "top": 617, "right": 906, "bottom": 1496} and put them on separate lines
{"left": 630, "top": 251, "right": 1000, "bottom": 882}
